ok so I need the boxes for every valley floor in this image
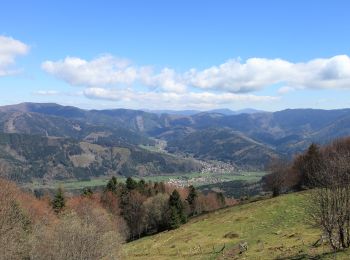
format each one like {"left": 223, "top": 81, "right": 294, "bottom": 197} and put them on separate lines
{"left": 23, "top": 171, "right": 265, "bottom": 192}
{"left": 123, "top": 192, "right": 349, "bottom": 259}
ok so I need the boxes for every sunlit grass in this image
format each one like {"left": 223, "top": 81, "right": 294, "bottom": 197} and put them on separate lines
{"left": 123, "top": 192, "right": 349, "bottom": 259}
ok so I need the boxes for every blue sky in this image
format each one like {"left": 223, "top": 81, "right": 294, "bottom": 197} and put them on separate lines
{"left": 1, "top": 0, "right": 350, "bottom": 111}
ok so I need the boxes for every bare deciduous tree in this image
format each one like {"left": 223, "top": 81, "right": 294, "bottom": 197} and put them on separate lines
{"left": 142, "top": 193, "right": 169, "bottom": 233}
{"left": 309, "top": 140, "right": 350, "bottom": 250}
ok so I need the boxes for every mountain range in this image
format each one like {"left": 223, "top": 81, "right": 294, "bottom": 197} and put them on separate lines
{"left": 144, "top": 108, "right": 264, "bottom": 116}
{"left": 1, "top": 102, "right": 350, "bottom": 182}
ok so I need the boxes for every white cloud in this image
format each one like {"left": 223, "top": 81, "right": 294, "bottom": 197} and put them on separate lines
{"left": 140, "top": 67, "right": 187, "bottom": 93}
{"left": 188, "top": 55, "right": 350, "bottom": 92}
{"left": 41, "top": 54, "right": 350, "bottom": 109}
{"left": 42, "top": 54, "right": 350, "bottom": 94}
{"left": 42, "top": 55, "right": 189, "bottom": 93}
{"left": 288, "top": 55, "right": 350, "bottom": 89}
{"left": 186, "top": 58, "right": 293, "bottom": 93}
{"left": 41, "top": 55, "right": 138, "bottom": 87}
{"left": 84, "top": 87, "right": 277, "bottom": 110}
{"left": 0, "top": 35, "right": 29, "bottom": 76}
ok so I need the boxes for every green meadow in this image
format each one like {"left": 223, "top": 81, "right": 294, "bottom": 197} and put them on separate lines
{"left": 124, "top": 192, "right": 349, "bottom": 259}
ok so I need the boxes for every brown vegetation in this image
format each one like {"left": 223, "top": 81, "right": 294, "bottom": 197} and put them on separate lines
{"left": 0, "top": 175, "right": 232, "bottom": 258}
{"left": 0, "top": 179, "right": 29, "bottom": 259}
{"left": 0, "top": 178, "right": 126, "bottom": 259}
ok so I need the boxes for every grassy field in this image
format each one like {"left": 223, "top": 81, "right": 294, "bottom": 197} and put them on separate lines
{"left": 123, "top": 192, "right": 349, "bottom": 259}
{"left": 207, "top": 171, "right": 266, "bottom": 182}
{"left": 23, "top": 177, "right": 113, "bottom": 191}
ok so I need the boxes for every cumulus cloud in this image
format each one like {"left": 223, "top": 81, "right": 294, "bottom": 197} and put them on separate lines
{"left": 42, "top": 54, "right": 350, "bottom": 94}
{"left": 187, "top": 55, "right": 350, "bottom": 92}
{"left": 140, "top": 67, "right": 187, "bottom": 93}
{"left": 0, "top": 35, "right": 29, "bottom": 76}
{"left": 288, "top": 55, "right": 350, "bottom": 90}
{"left": 186, "top": 58, "right": 293, "bottom": 93}
{"left": 42, "top": 55, "right": 138, "bottom": 87}
{"left": 41, "top": 54, "right": 350, "bottom": 108}
{"left": 84, "top": 87, "right": 277, "bottom": 109}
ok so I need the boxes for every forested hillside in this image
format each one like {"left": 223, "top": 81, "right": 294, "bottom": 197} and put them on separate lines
{"left": 3, "top": 103, "right": 350, "bottom": 181}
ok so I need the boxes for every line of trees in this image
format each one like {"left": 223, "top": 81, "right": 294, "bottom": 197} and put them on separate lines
{"left": 101, "top": 177, "right": 235, "bottom": 240}
{"left": 262, "top": 143, "right": 324, "bottom": 196}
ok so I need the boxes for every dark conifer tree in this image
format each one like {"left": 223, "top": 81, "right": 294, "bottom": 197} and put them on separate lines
{"left": 52, "top": 187, "right": 65, "bottom": 213}
{"left": 106, "top": 176, "right": 118, "bottom": 193}
{"left": 126, "top": 177, "right": 137, "bottom": 190}
{"left": 168, "top": 189, "right": 186, "bottom": 229}
{"left": 186, "top": 185, "right": 198, "bottom": 215}
{"left": 293, "top": 143, "right": 323, "bottom": 188}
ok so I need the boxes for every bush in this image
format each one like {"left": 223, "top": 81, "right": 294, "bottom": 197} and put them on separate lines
{"left": 0, "top": 179, "right": 30, "bottom": 259}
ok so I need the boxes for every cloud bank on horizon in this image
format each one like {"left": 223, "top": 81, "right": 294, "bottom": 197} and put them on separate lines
{"left": 41, "top": 52, "right": 350, "bottom": 109}
{"left": 42, "top": 54, "right": 350, "bottom": 94}
{"left": 2, "top": 35, "right": 350, "bottom": 110}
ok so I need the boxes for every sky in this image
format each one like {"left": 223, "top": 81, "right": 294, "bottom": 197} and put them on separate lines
{"left": 1, "top": 0, "right": 350, "bottom": 111}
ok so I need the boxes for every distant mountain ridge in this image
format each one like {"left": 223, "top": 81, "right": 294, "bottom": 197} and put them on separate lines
{"left": 2, "top": 102, "right": 350, "bottom": 181}
{"left": 144, "top": 108, "right": 265, "bottom": 116}
{"left": 3, "top": 103, "right": 350, "bottom": 147}
{"left": 0, "top": 103, "right": 202, "bottom": 181}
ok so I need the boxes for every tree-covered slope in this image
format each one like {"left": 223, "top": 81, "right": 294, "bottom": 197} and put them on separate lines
{"left": 166, "top": 128, "right": 278, "bottom": 169}
{"left": 4, "top": 103, "right": 350, "bottom": 172}
{"left": 0, "top": 133, "right": 201, "bottom": 182}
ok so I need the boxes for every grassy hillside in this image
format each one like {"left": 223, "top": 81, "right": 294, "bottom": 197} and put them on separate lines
{"left": 124, "top": 192, "right": 349, "bottom": 259}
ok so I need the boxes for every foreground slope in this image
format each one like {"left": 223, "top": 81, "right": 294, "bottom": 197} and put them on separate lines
{"left": 124, "top": 192, "right": 349, "bottom": 259}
